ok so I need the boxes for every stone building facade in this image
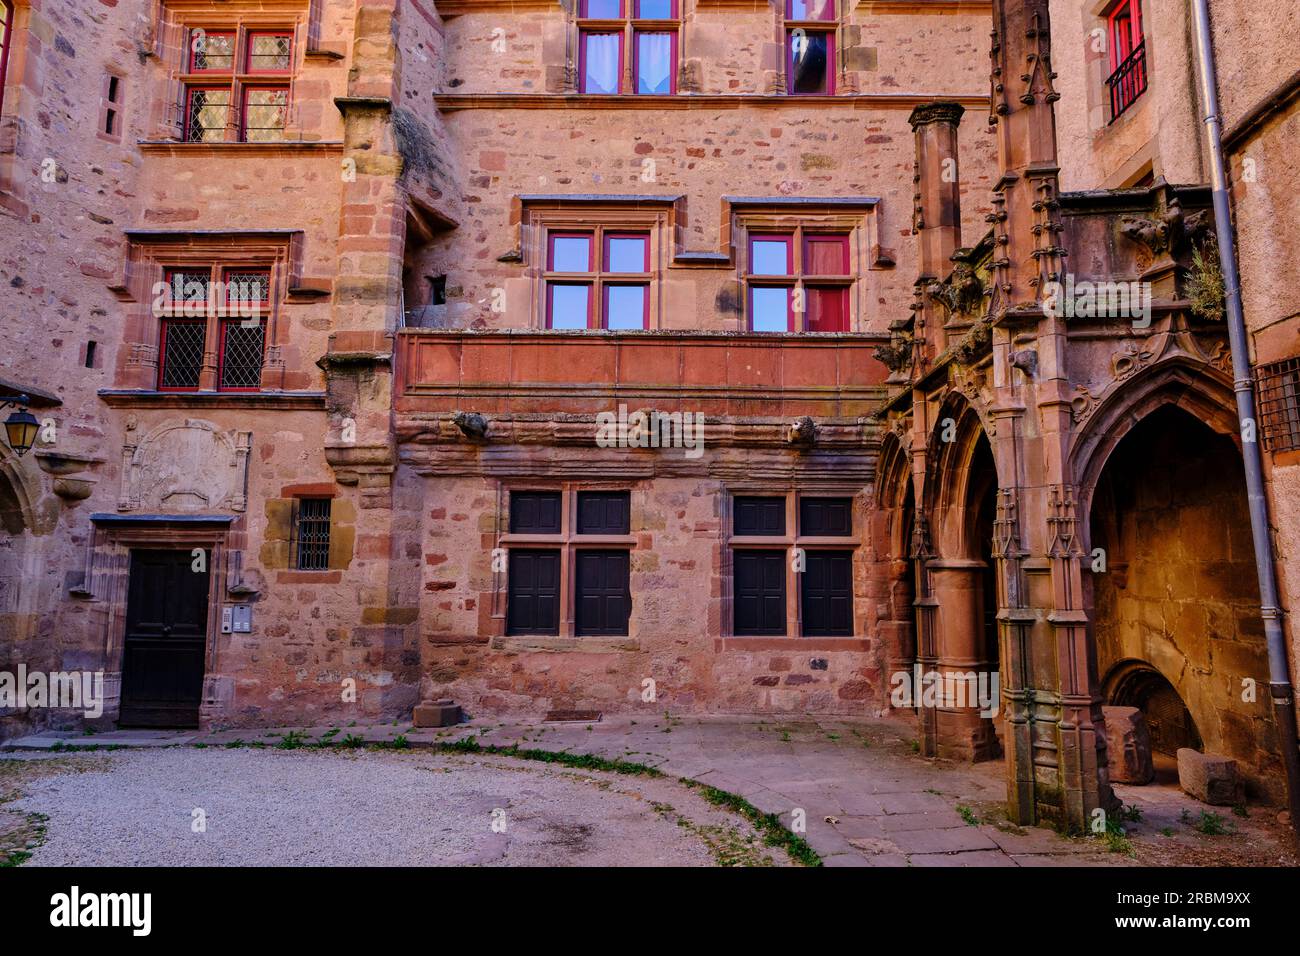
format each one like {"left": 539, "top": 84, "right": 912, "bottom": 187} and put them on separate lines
{"left": 0, "top": 0, "right": 1296, "bottom": 831}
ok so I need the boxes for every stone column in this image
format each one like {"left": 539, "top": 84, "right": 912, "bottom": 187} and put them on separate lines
{"left": 929, "top": 559, "right": 999, "bottom": 760}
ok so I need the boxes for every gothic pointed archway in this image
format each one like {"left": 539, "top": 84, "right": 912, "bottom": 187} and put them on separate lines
{"left": 1082, "top": 396, "right": 1279, "bottom": 800}
{"left": 923, "top": 396, "right": 1002, "bottom": 761}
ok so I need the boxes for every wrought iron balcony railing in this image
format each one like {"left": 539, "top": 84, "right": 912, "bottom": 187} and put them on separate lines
{"left": 1106, "top": 41, "right": 1148, "bottom": 123}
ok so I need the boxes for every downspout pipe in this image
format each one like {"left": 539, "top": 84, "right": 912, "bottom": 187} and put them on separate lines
{"left": 1190, "top": 0, "right": 1300, "bottom": 834}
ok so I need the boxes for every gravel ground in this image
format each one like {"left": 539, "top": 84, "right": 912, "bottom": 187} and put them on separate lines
{"left": 0, "top": 748, "right": 792, "bottom": 867}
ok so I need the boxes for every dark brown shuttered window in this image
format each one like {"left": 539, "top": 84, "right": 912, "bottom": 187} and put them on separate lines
{"left": 734, "top": 549, "right": 786, "bottom": 635}
{"left": 577, "top": 491, "right": 631, "bottom": 535}
{"left": 294, "top": 498, "right": 332, "bottom": 571}
{"left": 801, "top": 549, "right": 853, "bottom": 636}
{"left": 575, "top": 550, "right": 631, "bottom": 636}
{"left": 507, "top": 549, "right": 561, "bottom": 635}
{"left": 510, "top": 491, "right": 562, "bottom": 533}
{"left": 734, "top": 496, "right": 785, "bottom": 536}
{"left": 799, "top": 497, "right": 853, "bottom": 536}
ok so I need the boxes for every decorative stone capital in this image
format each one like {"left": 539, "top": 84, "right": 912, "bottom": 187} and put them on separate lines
{"left": 908, "top": 101, "right": 965, "bottom": 131}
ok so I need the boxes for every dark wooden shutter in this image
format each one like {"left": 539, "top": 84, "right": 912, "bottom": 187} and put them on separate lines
{"left": 575, "top": 549, "right": 631, "bottom": 636}
{"left": 799, "top": 497, "right": 853, "bottom": 536}
{"left": 801, "top": 549, "right": 854, "bottom": 636}
{"left": 509, "top": 491, "right": 562, "bottom": 533}
{"left": 506, "top": 548, "right": 561, "bottom": 635}
{"left": 734, "top": 496, "right": 785, "bottom": 536}
{"left": 734, "top": 549, "right": 786, "bottom": 635}
{"left": 577, "top": 491, "right": 630, "bottom": 534}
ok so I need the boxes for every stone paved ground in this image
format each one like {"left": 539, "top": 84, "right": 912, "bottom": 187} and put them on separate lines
{"left": 6, "top": 714, "right": 1295, "bottom": 867}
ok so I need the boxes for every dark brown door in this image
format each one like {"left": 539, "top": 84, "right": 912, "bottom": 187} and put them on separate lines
{"left": 119, "top": 549, "right": 210, "bottom": 728}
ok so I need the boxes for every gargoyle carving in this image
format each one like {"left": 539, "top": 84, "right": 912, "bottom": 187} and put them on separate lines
{"left": 873, "top": 335, "right": 914, "bottom": 374}
{"left": 788, "top": 416, "right": 817, "bottom": 446}
{"left": 952, "top": 317, "right": 993, "bottom": 365}
{"left": 453, "top": 411, "right": 489, "bottom": 439}
{"left": 926, "top": 261, "right": 986, "bottom": 319}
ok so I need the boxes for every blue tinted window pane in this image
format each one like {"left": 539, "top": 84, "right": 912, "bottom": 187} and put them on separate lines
{"left": 583, "top": 33, "right": 621, "bottom": 94}
{"left": 789, "top": 32, "right": 830, "bottom": 94}
{"left": 636, "top": 33, "right": 673, "bottom": 94}
{"left": 751, "top": 239, "right": 790, "bottom": 275}
{"left": 789, "top": 0, "right": 834, "bottom": 19}
{"left": 636, "top": 0, "right": 673, "bottom": 17}
{"left": 751, "top": 287, "right": 789, "bottom": 332}
{"left": 585, "top": 0, "right": 622, "bottom": 16}
{"left": 550, "top": 284, "right": 590, "bottom": 329}
{"left": 606, "top": 236, "right": 648, "bottom": 272}
{"left": 606, "top": 285, "right": 646, "bottom": 329}
{"left": 551, "top": 236, "right": 591, "bottom": 272}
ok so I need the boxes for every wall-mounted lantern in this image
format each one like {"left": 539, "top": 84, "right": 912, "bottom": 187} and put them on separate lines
{"left": 2, "top": 394, "right": 39, "bottom": 457}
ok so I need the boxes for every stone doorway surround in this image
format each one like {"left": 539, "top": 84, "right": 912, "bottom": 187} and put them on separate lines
{"left": 76, "top": 514, "right": 236, "bottom": 728}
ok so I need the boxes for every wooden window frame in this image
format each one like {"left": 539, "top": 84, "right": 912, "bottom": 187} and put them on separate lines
{"left": 500, "top": 484, "right": 636, "bottom": 639}
{"left": 576, "top": 0, "right": 680, "bottom": 95}
{"left": 179, "top": 24, "right": 296, "bottom": 143}
{"left": 726, "top": 491, "right": 860, "bottom": 638}
{"left": 544, "top": 226, "right": 652, "bottom": 330}
{"left": 1106, "top": 0, "right": 1143, "bottom": 73}
{"left": 744, "top": 229, "right": 851, "bottom": 332}
{"left": 781, "top": 0, "right": 840, "bottom": 97}
{"left": 154, "top": 263, "right": 274, "bottom": 393}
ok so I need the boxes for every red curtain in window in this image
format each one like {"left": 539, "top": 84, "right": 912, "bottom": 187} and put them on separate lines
{"left": 805, "top": 287, "right": 848, "bottom": 333}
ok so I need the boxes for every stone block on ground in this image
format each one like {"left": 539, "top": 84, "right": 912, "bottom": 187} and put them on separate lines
{"left": 1176, "top": 748, "right": 1245, "bottom": 805}
{"left": 1102, "top": 705, "right": 1155, "bottom": 784}
{"left": 413, "top": 699, "right": 462, "bottom": 728}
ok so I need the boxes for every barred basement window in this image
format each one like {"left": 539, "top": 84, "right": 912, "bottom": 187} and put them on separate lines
{"left": 1256, "top": 357, "right": 1300, "bottom": 452}
{"left": 294, "top": 498, "right": 332, "bottom": 571}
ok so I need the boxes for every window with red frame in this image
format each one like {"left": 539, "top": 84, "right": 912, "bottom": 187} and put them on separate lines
{"left": 0, "top": 1, "right": 15, "bottom": 117}
{"left": 746, "top": 231, "right": 850, "bottom": 333}
{"left": 579, "top": 0, "right": 678, "bottom": 94}
{"left": 786, "top": 0, "right": 835, "bottom": 95}
{"left": 157, "top": 266, "right": 269, "bottom": 390}
{"left": 546, "top": 229, "right": 651, "bottom": 330}
{"left": 182, "top": 27, "right": 293, "bottom": 142}
{"left": 1105, "top": 0, "right": 1146, "bottom": 120}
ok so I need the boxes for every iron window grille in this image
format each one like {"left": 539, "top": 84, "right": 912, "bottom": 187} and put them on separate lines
{"left": 159, "top": 320, "right": 206, "bottom": 389}
{"left": 293, "top": 498, "right": 332, "bottom": 571}
{"left": 1256, "top": 358, "right": 1300, "bottom": 453}
{"left": 181, "top": 27, "right": 292, "bottom": 142}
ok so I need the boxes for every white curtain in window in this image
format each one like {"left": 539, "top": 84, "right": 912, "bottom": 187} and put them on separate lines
{"left": 585, "top": 34, "right": 620, "bottom": 94}
{"left": 637, "top": 33, "right": 672, "bottom": 94}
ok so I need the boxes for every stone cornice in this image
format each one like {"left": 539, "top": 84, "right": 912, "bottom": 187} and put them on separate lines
{"left": 434, "top": 92, "right": 990, "bottom": 112}
{"left": 98, "top": 390, "right": 327, "bottom": 410}
{"left": 854, "top": 0, "right": 991, "bottom": 12}
{"left": 137, "top": 141, "right": 345, "bottom": 156}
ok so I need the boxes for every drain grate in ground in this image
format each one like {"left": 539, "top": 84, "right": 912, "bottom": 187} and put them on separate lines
{"left": 544, "top": 710, "right": 603, "bottom": 722}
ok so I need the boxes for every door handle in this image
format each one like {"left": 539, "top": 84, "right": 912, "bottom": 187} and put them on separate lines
{"left": 161, "top": 625, "right": 172, "bottom": 636}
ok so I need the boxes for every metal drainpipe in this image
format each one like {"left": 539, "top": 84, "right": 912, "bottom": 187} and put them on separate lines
{"left": 1190, "top": 0, "right": 1300, "bottom": 834}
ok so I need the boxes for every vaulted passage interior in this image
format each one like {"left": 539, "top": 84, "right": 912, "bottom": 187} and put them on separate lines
{"left": 1089, "top": 405, "right": 1280, "bottom": 799}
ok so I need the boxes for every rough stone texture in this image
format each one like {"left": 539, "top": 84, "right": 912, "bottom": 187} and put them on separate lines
{"left": 1177, "top": 748, "right": 1246, "bottom": 807}
{"left": 0, "top": 0, "right": 1292, "bottom": 838}
{"left": 1101, "top": 705, "right": 1154, "bottom": 785}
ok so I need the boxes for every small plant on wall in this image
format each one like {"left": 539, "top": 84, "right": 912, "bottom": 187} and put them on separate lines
{"left": 1186, "top": 235, "right": 1226, "bottom": 322}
